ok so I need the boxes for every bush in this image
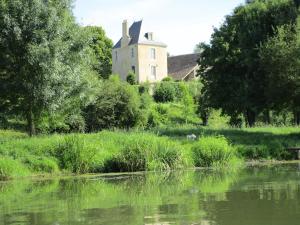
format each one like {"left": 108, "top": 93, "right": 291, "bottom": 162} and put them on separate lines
{"left": 138, "top": 82, "right": 150, "bottom": 94}
{"left": 0, "top": 158, "right": 29, "bottom": 180}
{"left": 54, "top": 135, "right": 97, "bottom": 174}
{"left": 192, "top": 136, "right": 239, "bottom": 167}
{"left": 153, "top": 82, "right": 176, "bottom": 103}
{"left": 84, "top": 77, "right": 141, "bottom": 131}
{"left": 162, "top": 76, "right": 173, "bottom": 82}
{"left": 126, "top": 72, "right": 137, "bottom": 85}
{"left": 147, "top": 104, "right": 169, "bottom": 127}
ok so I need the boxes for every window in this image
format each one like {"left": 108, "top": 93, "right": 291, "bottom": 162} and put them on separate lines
{"left": 131, "top": 48, "right": 134, "bottom": 58}
{"left": 150, "top": 48, "right": 156, "bottom": 59}
{"left": 131, "top": 66, "right": 136, "bottom": 74}
{"left": 115, "top": 51, "right": 118, "bottom": 61}
{"left": 151, "top": 65, "right": 156, "bottom": 80}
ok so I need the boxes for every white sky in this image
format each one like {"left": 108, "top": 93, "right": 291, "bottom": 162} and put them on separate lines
{"left": 74, "top": 0, "right": 245, "bottom": 55}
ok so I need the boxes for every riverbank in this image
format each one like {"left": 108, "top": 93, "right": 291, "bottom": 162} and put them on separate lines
{"left": 0, "top": 126, "right": 299, "bottom": 180}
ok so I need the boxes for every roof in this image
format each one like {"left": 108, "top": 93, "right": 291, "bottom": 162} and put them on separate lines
{"left": 168, "top": 53, "right": 200, "bottom": 80}
{"left": 113, "top": 20, "right": 167, "bottom": 49}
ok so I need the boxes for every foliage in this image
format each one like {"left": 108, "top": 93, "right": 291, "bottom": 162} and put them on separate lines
{"left": 192, "top": 136, "right": 240, "bottom": 168}
{"left": 180, "top": 83, "right": 196, "bottom": 124}
{"left": 126, "top": 71, "right": 137, "bottom": 85}
{"left": 84, "top": 76, "right": 141, "bottom": 132}
{"left": 84, "top": 26, "right": 113, "bottom": 79}
{"left": 153, "top": 82, "right": 176, "bottom": 103}
{"left": 162, "top": 76, "right": 174, "bottom": 82}
{"left": 259, "top": 23, "right": 300, "bottom": 125}
{"left": 199, "top": 0, "right": 299, "bottom": 127}
{"left": 0, "top": 0, "right": 95, "bottom": 135}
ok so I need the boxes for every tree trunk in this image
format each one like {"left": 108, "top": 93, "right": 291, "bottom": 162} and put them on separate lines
{"left": 263, "top": 110, "right": 271, "bottom": 125}
{"left": 294, "top": 110, "right": 300, "bottom": 126}
{"left": 245, "top": 109, "right": 256, "bottom": 127}
{"left": 27, "top": 106, "right": 36, "bottom": 136}
{"left": 201, "top": 111, "right": 209, "bottom": 126}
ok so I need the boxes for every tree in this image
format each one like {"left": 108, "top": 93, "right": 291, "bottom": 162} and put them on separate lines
{"left": 84, "top": 26, "right": 113, "bottom": 79}
{"left": 84, "top": 76, "right": 141, "bottom": 132}
{"left": 198, "top": 0, "right": 298, "bottom": 127}
{"left": 259, "top": 24, "right": 300, "bottom": 125}
{"left": 180, "top": 84, "right": 195, "bottom": 124}
{"left": 0, "top": 0, "right": 93, "bottom": 136}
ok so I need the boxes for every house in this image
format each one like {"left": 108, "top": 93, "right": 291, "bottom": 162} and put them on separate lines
{"left": 112, "top": 20, "right": 168, "bottom": 83}
{"left": 168, "top": 53, "right": 200, "bottom": 81}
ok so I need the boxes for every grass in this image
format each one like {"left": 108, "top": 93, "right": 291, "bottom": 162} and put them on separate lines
{"left": 192, "top": 136, "right": 241, "bottom": 168}
{"left": 0, "top": 125, "right": 299, "bottom": 180}
{"left": 156, "top": 125, "right": 300, "bottom": 160}
{"left": 0, "top": 131, "right": 195, "bottom": 179}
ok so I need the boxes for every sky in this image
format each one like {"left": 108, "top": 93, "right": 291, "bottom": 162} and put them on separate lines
{"left": 74, "top": 0, "right": 245, "bottom": 55}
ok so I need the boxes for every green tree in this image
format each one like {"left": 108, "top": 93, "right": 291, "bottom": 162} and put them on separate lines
{"left": 84, "top": 76, "right": 141, "bottom": 132}
{"left": 180, "top": 84, "right": 195, "bottom": 124}
{"left": 199, "top": 0, "right": 298, "bottom": 127}
{"left": 0, "top": 0, "right": 95, "bottom": 136}
{"left": 259, "top": 23, "right": 300, "bottom": 125}
{"left": 84, "top": 26, "right": 113, "bottom": 79}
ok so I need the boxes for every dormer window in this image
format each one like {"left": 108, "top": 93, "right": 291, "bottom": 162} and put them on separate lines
{"left": 150, "top": 48, "right": 156, "bottom": 60}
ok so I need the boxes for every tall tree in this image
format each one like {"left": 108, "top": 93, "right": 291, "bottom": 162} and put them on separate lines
{"left": 198, "top": 0, "right": 298, "bottom": 126}
{"left": 0, "top": 0, "right": 93, "bottom": 135}
{"left": 84, "top": 26, "right": 113, "bottom": 79}
{"left": 259, "top": 23, "right": 300, "bottom": 125}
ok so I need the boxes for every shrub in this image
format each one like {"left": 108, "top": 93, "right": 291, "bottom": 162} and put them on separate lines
{"left": 147, "top": 104, "right": 169, "bottom": 127}
{"left": 126, "top": 72, "right": 137, "bottom": 85}
{"left": 65, "top": 114, "right": 86, "bottom": 133}
{"left": 54, "top": 135, "right": 96, "bottom": 174}
{"left": 84, "top": 77, "right": 141, "bottom": 131}
{"left": 162, "top": 76, "right": 173, "bottom": 82}
{"left": 192, "top": 136, "right": 239, "bottom": 167}
{"left": 153, "top": 82, "right": 176, "bottom": 103}
{"left": 138, "top": 82, "right": 150, "bottom": 94}
{"left": 0, "top": 158, "right": 29, "bottom": 180}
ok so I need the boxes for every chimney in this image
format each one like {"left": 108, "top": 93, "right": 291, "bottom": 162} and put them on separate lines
{"left": 145, "top": 32, "right": 154, "bottom": 41}
{"left": 122, "top": 20, "right": 129, "bottom": 38}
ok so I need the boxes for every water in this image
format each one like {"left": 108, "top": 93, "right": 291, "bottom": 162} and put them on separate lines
{"left": 1, "top": 163, "right": 300, "bottom": 225}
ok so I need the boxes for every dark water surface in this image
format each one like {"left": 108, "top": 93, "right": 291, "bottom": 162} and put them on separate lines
{"left": 1, "top": 163, "right": 300, "bottom": 225}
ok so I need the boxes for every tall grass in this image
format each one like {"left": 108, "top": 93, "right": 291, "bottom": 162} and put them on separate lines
{"left": 0, "top": 157, "right": 29, "bottom": 180}
{"left": 192, "top": 136, "right": 241, "bottom": 168}
{"left": 54, "top": 135, "right": 97, "bottom": 174}
{"left": 0, "top": 130, "right": 193, "bottom": 179}
{"left": 2, "top": 126, "right": 297, "bottom": 180}
{"left": 103, "top": 134, "right": 189, "bottom": 172}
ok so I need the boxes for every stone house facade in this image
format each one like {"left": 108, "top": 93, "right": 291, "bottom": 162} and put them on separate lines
{"left": 112, "top": 20, "right": 168, "bottom": 83}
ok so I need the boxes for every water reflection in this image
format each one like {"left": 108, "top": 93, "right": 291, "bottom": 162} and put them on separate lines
{"left": 1, "top": 164, "right": 300, "bottom": 225}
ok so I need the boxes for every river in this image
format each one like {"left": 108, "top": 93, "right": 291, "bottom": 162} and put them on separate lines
{"left": 1, "top": 163, "right": 300, "bottom": 225}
